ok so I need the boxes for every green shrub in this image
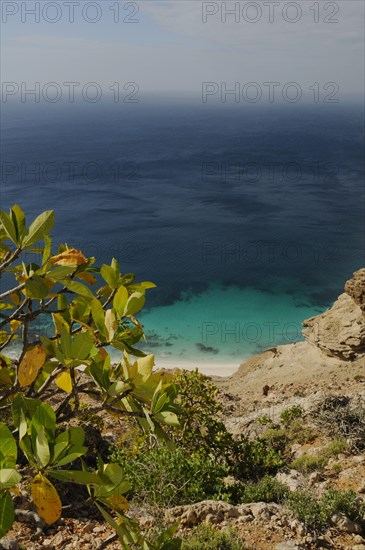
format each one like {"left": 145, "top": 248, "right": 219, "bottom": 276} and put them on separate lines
{"left": 240, "top": 476, "right": 289, "bottom": 504}
{"left": 319, "top": 489, "right": 364, "bottom": 524}
{"left": 287, "top": 488, "right": 365, "bottom": 530}
{"left": 286, "top": 490, "right": 323, "bottom": 529}
{"left": 321, "top": 438, "right": 349, "bottom": 459}
{"left": 109, "top": 445, "right": 228, "bottom": 508}
{"left": 291, "top": 454, "right": 326, "bottom": 474}
{"left": 287, "top": 420, "right": 317, "bottom": 445}
{"left": 229, "top": 436, "right": 286, "bottom": 481}
{"left": 280, "top": 406, "right": 303, "bottom": 426}
{"left": 181, "top": 524, "right": 245, "bottom": 550}
{"left": 261, "top": 427, "right": 288, "bottom": 454}
{"left": 170, "top": 369, "right": 233, "bottom": 459}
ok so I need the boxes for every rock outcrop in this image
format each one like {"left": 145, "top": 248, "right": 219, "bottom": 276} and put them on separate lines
{"left": 302, "top": 268, "right": 365, "bottom": 361}
{"left": 345, "top": 268, "right": 365, "bottom": 313}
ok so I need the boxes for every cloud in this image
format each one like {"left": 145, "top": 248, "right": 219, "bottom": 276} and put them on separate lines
{"left": 1, "top": 1, "right": 364, "bottom": 95}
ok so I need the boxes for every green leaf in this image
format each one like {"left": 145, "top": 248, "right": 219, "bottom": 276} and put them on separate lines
{"left": 108, "top": 380, "right": 130, "bottom": 397}
{"left": 48, "top": 266, "right": 75, "bottom": 281}
{"left": 154, "top": 411, "right": 180, "bottom": 427}
{"left": 51, "top": 426, "right": 86, "bottom": 465}
{"left": 12, "top": 394, "right": 40, "bottom": 429}
{"left": 63, "top": 280, "right": 94, "bottom": 299}
{"left": 11, "top": 205, "right": 26, "bottom": 243}
{"left": 124, "top": 292, "right": 145, "bottom": 316}
{"left": 134, "top": 355, "right": 154, "bottom": 384}
{"left": 0, "top": 492, "right": 14, "bottom": 538}
{"left": 0, "top": 210, "right": 17, "bottom": 245}
{"left": 0, "top": 469, "right": 21, "bottom": 491}
{"left": 23, "top": 210, "right": 54, "bottom": 247}
{"left": 35, "top": 427, "right": 51, "bottom": 469}
{"left": 0, "top": 424, "right": 17, "bottom": 468}
{"left": 42, "top": 234, "right": 52, "bottom": 266}
{"left": 25, "top": 276, "right": 49, "bottom": 299}
{"left": 48, "top": 470, "right": 102, "bottom": 485}
{"left": 113, "top": 285, "right": 128, "bottom": 313}
{"left": 70, "top": 332, "right": 94, "bottom": 360}
{"left": 32, "top": 402, "right": 56, "bottom": 442}
{"left": 53, "top": 446, "right": 88, "bottom": 467}
{"left": 100, "top": 265, "right": 119, "bottom": 289}
{"left": 91, "top": 299, "right": 107, "bottom": 340}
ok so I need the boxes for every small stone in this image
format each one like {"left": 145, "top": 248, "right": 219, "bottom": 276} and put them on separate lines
{"left": 42, "top": 540, "right": 53, "bottom": 547}
{"left": 308, "top": 471, "right": 322, "bottom": 485}
{"left": 205, "top": 513, "right": 216, "bottom": 524}
{"left": 237, "top": 514, "right": 254, "bottom": 523}
{"left": 92, "top": 526, "right": 104, "bottom": 533}
{"left": 51, "top": 533, "right": 65, "bottom": 547}
{"left": 331, "top": 514, "right": 363, "bottom": 534}
{"left": 0, "top": 537, "right": 19, "bottom": 550}
{"left": 275, "top": 541, "right": 303, "bottom": 550}
{"left": 82, "top": 524, "right": 94, "bottom": 534}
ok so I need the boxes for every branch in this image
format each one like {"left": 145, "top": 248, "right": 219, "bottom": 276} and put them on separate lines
{"left": 0, "top": 246, "right": 22, "bottom": 272}
{"left": 0, "top": 282, "right": 26, "bottom": 301}
{"left": 0, "top": 298, "right": 30, "bottom": 329}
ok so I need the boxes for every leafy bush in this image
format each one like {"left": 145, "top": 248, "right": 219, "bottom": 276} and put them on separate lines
{"left": 229, "top": 436, "right": 286, "bottom": 481}
{"left": 109, "top": 445, "right": 228, "bottom": 508}
{"left": 287, "top": 488, "right": 365, "bottom": 530}
{"left": 0, "top": 205, "right": 181, "bottom": 547}
{"left": 321, "top": 438, "right": 349, "bottom": 458}
{"left": 280, "top": 405, "right": 303, "bottom": 426}
{"left": 181, "top": 523, "right": 244, "bottom": 550}
{"left": 240, "top": 476, "right": 289, "bottom": 504}
{"left": 320, "top": 488, "right": 364, "bottom": 524}
{"left": 291, "top": 439, "right": 350, "bottom": 473}
{"left": 170, "top": 369, "right": 232, "bottom": 459}
{"left": 286, "top": 490, "right": 323, "bottom": 529}
{"left": 291, "top": 454, "right": 326, "bottom": 474}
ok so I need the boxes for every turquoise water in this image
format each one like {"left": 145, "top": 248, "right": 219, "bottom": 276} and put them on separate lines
{"left": 137, "top": 282, "right": 324, "bottom": 371}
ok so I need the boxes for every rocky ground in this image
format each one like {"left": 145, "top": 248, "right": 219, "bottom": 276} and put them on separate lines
{"left": 1, "top": 269, "right": 364, "bottom": 550}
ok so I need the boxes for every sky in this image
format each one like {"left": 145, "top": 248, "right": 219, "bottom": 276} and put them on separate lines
{"left": 1, "top": 1, "right": 364, "bottom": 100}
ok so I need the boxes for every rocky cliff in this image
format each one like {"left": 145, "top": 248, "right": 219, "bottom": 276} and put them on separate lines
{"left": 302, "top": 268, "right": 365, "bottom": 361}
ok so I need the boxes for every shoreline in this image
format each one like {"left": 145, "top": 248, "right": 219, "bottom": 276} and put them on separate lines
{"left": 155, "top": 358, "right": 240, "bottom": 377}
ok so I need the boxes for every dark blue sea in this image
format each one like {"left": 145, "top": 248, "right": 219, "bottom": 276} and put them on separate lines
{"left": 1, "top": 99, "right": 364, "bottom": 372}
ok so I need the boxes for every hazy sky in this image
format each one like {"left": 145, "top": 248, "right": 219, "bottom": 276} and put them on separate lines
{"left": 1, "top": 1, "right": 364, "bottom": 99}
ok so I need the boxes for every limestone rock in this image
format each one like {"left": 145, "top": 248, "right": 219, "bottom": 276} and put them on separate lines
{"left": 331, "top": 513, "right": 363, "bottom": 534}
{"left": 275, "top": 470, "right": 305, "bottom": 492}
{"left": 345, "top": 269, "right": 365, "bottom": 313}
{"left": 302, "top": 292, "right": 365, "bottom": 361}
{"left": 275, "top": 541, "right": 305, "bottom": 550}
{"left": 0, "top": 538, "right": 19, "bottom": 550}
{"left": 165, "top": 500, "right": 239, "bottom": 527}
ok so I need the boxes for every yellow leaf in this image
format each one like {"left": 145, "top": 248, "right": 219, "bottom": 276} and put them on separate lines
{"left": 50, "top": 248, "right": 87, "bottom": 267}
{"left": 10, "top": 293, "right": 20, "bottom": 305}
{"left": 77, "top": 272, "right": 97, "bottom": 285}
{"left": 55, "top": 371, "right": 72, "bottom": 393}
{"left": 18, "top": 345, "right": 46, "bottom": 387}
{"left": 107, "top": 494, "right": 129, "bottom": 511}
{"left": 10, "top": 320, "right": 22, "bottom": 333}
{"left": 105, "top": 309, "right": 117, "bottom": 341}
{"left": 10, "top": 485, "right": 21, "bottom": 497}
{"left": 31, "top": 474, "right": 62, "bottom": 525}
{"left": 99, "top": 347, "right": 108, "bottom": 361}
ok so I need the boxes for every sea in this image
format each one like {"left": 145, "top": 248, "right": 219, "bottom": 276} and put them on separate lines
{"left": 1, "top": 97, "right": 364, "bottom": 374}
